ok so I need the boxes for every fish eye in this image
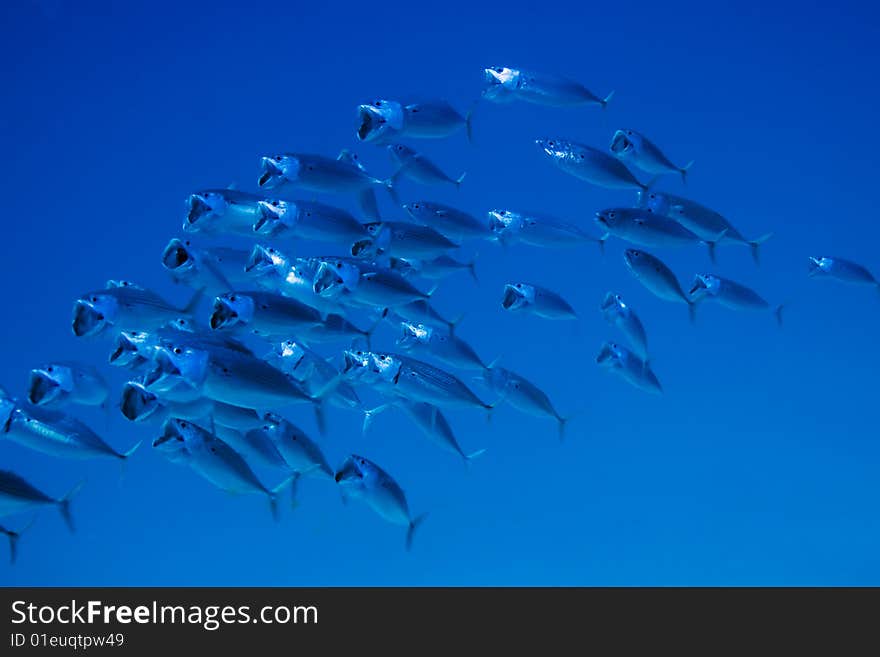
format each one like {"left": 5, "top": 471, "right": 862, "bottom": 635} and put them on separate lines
{"left": 374, "top": 101, "right": 382, "bottom": 107}
{"left": 47, "top": 366, "right": 53, "bottom": 371}
{"left": 494, "top": 67, "right": 503, "bottom": 72}
{"left": 274, "top": 155, "right": 282, "bottom": 162}
{"left": 609, "top": 212, "right": 615, "bottom": 218}
{"left": 91, "top": 296, "right": 98, "bottom": 302}
{"left": 173, "top": 347, "right": 182, "bottom": 354}
{"left": 627, "top": 130, "right": 632, "bottom": 135}
{"left": 359, "top": 458, "right": 365, "bottom": 464}
{"left": 229, "top": 294, "right": 236, "bottom": 301}
{"left": 548, "top": 141, "right": 555, "bottom": 147}
{"left": 180, "top": 421, "right": 187, "bottom": 428}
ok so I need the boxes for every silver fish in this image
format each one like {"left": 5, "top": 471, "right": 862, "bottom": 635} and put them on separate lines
{"left": 354, "top": 221, "right": 460, "bottom": 260}
{"left": 72, "top": 282, "right": 202, "bottom": 338}
{"left": 500, "top": 282, "right": 577, "bottom": 320}
{"left": 243, "top": 246, "right": 344, "bottom": 316}
{"left": 27, "top": 362, "right": 109, "bottom": 408}
{"left": 161, "top": 239, "right": 253, "bottom": 294}
{"left": 623, "top": 249, "right": 696, "bottom": 322}
{"left": 808, "top": 256, "right": 879, "bottom": 288}
{"left": 250, "top": 413, "right": 334, "bottom": 486}
{"left": 312, "top": 257, "right": 431, "bottom": 309}
{"left": 595, "top": 208, "right": 705, "bottom": 250}
{"left": 334, "top": 454, "right": 427, "bottom": 550}
{"left": 383, "top": 301, "right": 463, "bottom": 337}
{"left": 356, "top": 99, "right": 407, "bottom": 144}
{"left": 489, "top": 209, "right": 599, "bottom": 248}
{"left": 483, "top": 66, "right": 613, "bottom": 108}
{"left": 183, "top": 188, "right": 270, "bottom": 236}
{"left": 403, "top": 201, "right": 491, "bottom": 241}
{"left": 0, "top": 391, "right": 140, "bottom": 461}
{"left": 252, "top": 199, "right": 368, "bottom": 244}
{"left": 638, "top": 191, "right": 772, "bottom": 263}
{"left": 689, "top": 274, "right": 782, "bottom": 324}
{"left": 480, "top": 365, "right": 567, "bottom": 439}
{"left": 396, "top": 321, "right": 487, "bottom": 371}
{"left": 265, "top": 339, "right": 360, "bottom": 409}
{"left": 209, "top": 290, "right": 325, "bottom": 337}
{"left": 404, "top": 256, "right": 478, "bottom": 283}
{"left": 597, "top": 342, "right": 662, "bottom": 394}
{"left": 0, "top": 470, "right": 81, "bottom": 533}
{"left": 600, "top": 293, "right": 649, "bottom": 359}
{"left": 536, "top": 138, "right": 649, "bottom": 191}
{"left": 388, "top": 143, "right": 466, "bottom": 188}
{"left": 610, "top": 129, "right": 693, "bottom": 182}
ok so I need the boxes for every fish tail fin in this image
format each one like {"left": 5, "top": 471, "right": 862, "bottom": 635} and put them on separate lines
{"left": 463, "top": 448, "right": 487, "bottom": 469}
{"left": 706, "top": 240, "right": 717, "bottom": 264}
{"left": 362, "top": 404, "right": 390, "bottom": 435}
{"left": 465, "top": 100, "right": 479, "bottom": 144}
{"left": 448, "top": 312, "right": 466, "bottom": 337}
{"left": 687, "top": 301, "right": 697, "bottom": 324}
{"left": 269, "top": 473, "right": 299, "bottom": 520}
{"left": 122, "top": 440, "right": 142, "bottom": 459}
{"left": 59, "top": 481, "right": 84, "bottom": 534}
{"left": 600, "top": 90, "right": 615, "bottom": 108}
{"left": 774, "top": 304, "right": 784, "bottom": 327}
{"left": 313, "top": 402, "right": 328, "bottom": 437}
{"left": 467, "top": 259, "right": 479, "bottom": 284}
{"left": 749, "top": 233, "right": 774, "bottom": 265}
{"left": 680, "top": 160, "right": 695, "bottom": 184}
{"left": 183, "top": 287, "right": 205, "bottom": 316}
{"left": 406, "top": 512, "right": 429, "bottom": 551}
{"left": 641, "top": 175, "right": 661, "bottom": 192}
{"left": 359, "top": 189, "right": 381, "bottom": 221}
{"left": 7, "top": 531, "right": 20, "bottom": 564}
{"left": 598, "top": 235, "right": 607, "bottom": 256}
{"left": 557, "top": 415, "right": 569, "bottom": 441}
{"left": 455, "top": 172, "right": 467, "bottom": 189}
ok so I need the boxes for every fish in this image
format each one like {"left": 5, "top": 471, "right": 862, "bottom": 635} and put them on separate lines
{"left": 500, "top": 282, "right": 577, "bottom": 320}
{"left": 536, "top": 138, "right": 650, "bottom": 191}
{"left": 183, "top": 188, "right": 271, "bottom": 236}
{"left": 338, "top": 150, "right": 381, "bottom": 221}
{"left": 300, "top": 313, "right": 377, "bottom": 348}
{"left": 353, "top": 221, "right": 460, "bottom": 260}
{"left": 252, "top": 199, "right": 368, "bottom": 244}
{"left": 594, "top": 208, "right": 706, "bottom": 250}
{"left": 403, "top": 201, "right": 491, "bottom": 241}
{"left": 368, "top": 352, "right": 494, "bottom": 411}
{"left": 0, "top": 470, "right": 81, "bottom": 533}
{"left": 400, "top": 100, "right": 472, "bottom": 141}
{"left": 402, "top": 256, "right": 478, "bottom": 283}
{"left": 609, "top": 129, "right": 694, "bottom": 182}
{"left": 312, "top": 257, "right": 431, "bottom": 309}
{"left": 396, "top": 321, "right": 487, "bottom": 371}
{"left": 156, "top": 419, "right": 293, "bottom": 520}
{"left": 363, "top": 400, "right": 485, "bottom": 465}
{"left": 638, "top": 191, "right": 772, "bottom": 263}
{"left": 27, "top": 361, "right": 109, "bottom": 408}
{"left": 161, "top": 239, "right": 253, "bottom": 293}
{"left": 383, "top": 301, "right": 463, "bottom": 336}
{"left": 600, "top": 293, "right": 649, "bottom": 359}
{"left": 1, "top": 389, "right": 140, "bottom": 461}
{"left": 256, "top": 152, "right": 396, "bottom": 210}
{"left": 72, "top": 282, "right": 202, "bottom": 338}
{"left": 808, "top": 257, "right": 879, "bottom": 288}
{"left": 119, "top": 380, "right": 215, "bottom": 424}
{"left": 355, "top": 99, "right": 407, "bottom": 144}
{"left": 249, "top": 413, "right": 334, "bottom": 489}
{"left": 334, "top": 454, "right": 427, "bottom": 550}
{"left": 265, "top": 339, "right": 361, "bottom": 409}
{"left": 0, "top": 520, "right": 31, "bottom": 564}
{"left": 483, "top": 66, "right": 613, "bottom": 108}
{"left": 596, "top": 342, "right": 662, "bottom": 394}
{"left": 243, "top": 246, "right": 344, "bottom": 316}
{"left": 488, "top": 209, "right": 599, "bottom": 248}
{"left": 209, "top": 290, "right": 325, "bottom": 337}
{"left": 623, "top": 249, "right": 696, "bottom": 322}
{"left": 689, "top": 274, "right": 783, "bottom": 324}
{"left": 388, "top": 143, "right": 466, "bottom": 188}
{"left": 480, "top": 365, "right": 567, "bottom": 438}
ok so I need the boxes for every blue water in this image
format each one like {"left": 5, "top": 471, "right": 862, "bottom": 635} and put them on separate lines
{"left": 2, "top": 0, "right": 879, "bottom": 585}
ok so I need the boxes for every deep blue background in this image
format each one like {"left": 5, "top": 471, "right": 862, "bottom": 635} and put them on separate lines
{"left": 2, "top": 0, "right": 879, "bottom": 585}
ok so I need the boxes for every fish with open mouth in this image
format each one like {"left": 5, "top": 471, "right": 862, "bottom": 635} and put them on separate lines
{"left": 396, "top": 321, "right": 488, "bottom": 371}
{"left": 403, "top": 201, "right": 491, "bottom": 241}
{"left": 355, "top": 99, "right": 406, "bottom": 144}
{"left": 594, "top": 208, "right": 706, "bottom": 250}
{"left": 609, "top": 129, "right": 693, "bottom": 183}
{"left": 479, "top": 364, "right": 568, "bottom": 439}
{"left": 334, "top": 454, "right": 427, "bottom": 551}
{"left": 623, "top": 249, "right": 696, "bottom": 322}
{"left": 252, "top": 199, "right": 368, "bottom": 244}
{"left": 119, "top": 380, "right": 214, "bottom": 424}
{"left": 482, "top": 66, "right": 614, "bottom": 108}
{"left": 688, "top": 274, "right": 783, "bottom": 325}
{"left": 161, "top": 239, "right": 252, "bottom": 293}
{"left": 500, "top": 282, "right": 577, "bottom": 320}
{"left": 27, "top": 362, "right": 109, "bottom": 408}
{"left": 357, "top": 98, "right": 473, "bottom": 143}
{"left": 600, "top": 293, "right": 649, "bottom": 359}
{"left": 355, "top": 221, "right": 460, "bottom": 260}
{"left": 155, "top": 419, "right": 295, "bottom": 520}
{"left": 536, "top": 138, "right": 651, "bottom": 191}
{"left": 0, "top": 388, "right": 140, "bottom": 461}
{"left": 637, "top": 191, "right": 772, "bottom": 263}
{"left": 209, "top": 290, "right": 325, "bottom": 338}
{"left": 488, "top": 209, "right": 600, "bottom": 248}
{"left": 264, "top": 339, "right": 360, "bottom": 410}
{"left": 363, "top": 400, "right": 485, "bottom": 465}
{"left": 71, "top": 282, "right": 203, "bottom": 338}
{"left": 597, "top": 342, "right": 662, "bottom": 394}
{"left": 256, "top": 151, "right": 396, "bottom": 213}
{"left": 808, "top": 256, "right": 879, "bottom": 289}
{"left": 0, "top": 470, "right": 82, "bottom": 534}
{"left": 387, "top": 143, "right": 466, "bottom": 188}
{"left": 311, "top": 257, "right": 432, "bottom": 309}
{"left": 183, "top": 188, "right": 271, "bottom": 236}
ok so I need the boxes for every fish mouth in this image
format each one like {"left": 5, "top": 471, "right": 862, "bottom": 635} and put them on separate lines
{"left": 153, "top": 419, "right": 184, "bottom": 448}
{"left": 350, "top": 239, "right": 377, "bottom": 259}
{"left": 594, "top": 212, "right": 608, "bottom": 227}
{"left": 120, "top": 381, "right": 160, "bottom": 422}
{"left": 334, "top": 457, "right": 362, "bottom": 483}
{"left": 688, "top": 281, "right": 704, "bottom": 296}
{"left": 258, "top": 157, "right": 284, "bottom": 189}
{"left": 27, "top": 371, "right": 60, "bottom": 406}
{"left": 209, "top": 299, "right": 238, "bottom": 330}
{"left": 313, "top": 263, "right": 344, "bottom": 297}
{"left": 245, "top": 245, "right": 280, "bottom": 274}
{"left": 109, "top": 332, "right": 142, "bottom": 367}
{"left": 599, "top": 292, "right": 617, "bottom": 312}
{"left": 610, "top": 131, "right": 632, "bottom": 155}
{"left": 161, "top": 239, "right": 192, "bottom": 272}
{"left": 253, "top": 201, "right": 286, "bottom": 235}
{"left": 185, "top": 194, "right": 212, "bottom": 227}
{"left": 356, "top": 105, "right": 387, "bottom": 142}
{"left": 341, "top": 350, "right": 370, "bottom": 375}
{"left": 71, "top": 300, "right": 106, "bottom": 337}
{"left": 596, "top": 344, "right": 616, "bottom": 365}
{"left": 501, "top": 285, "right": 525, "bottom": 311}
{"left": 807, "top": 257, "right": 823, "bottom": 276}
